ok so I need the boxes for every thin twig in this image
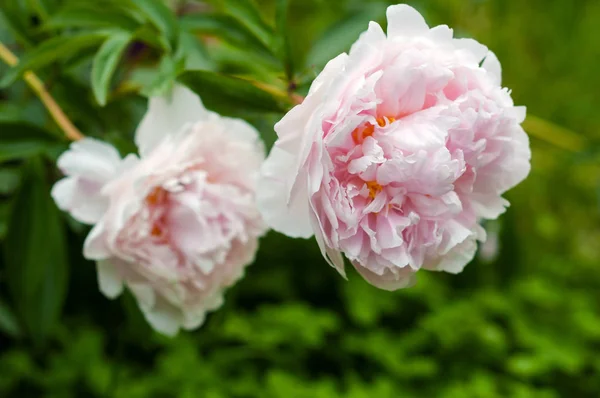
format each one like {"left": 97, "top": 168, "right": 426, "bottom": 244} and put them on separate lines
{"left": 0, "top": 41, "right": 84, "bottom": 141}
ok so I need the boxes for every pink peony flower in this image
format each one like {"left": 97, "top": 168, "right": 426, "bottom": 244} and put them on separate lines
{"left": 52, "top": 85, "right": 267, "bottom": 335}
{"left": 257, "top": 4, "right": 531, "bottom": 290}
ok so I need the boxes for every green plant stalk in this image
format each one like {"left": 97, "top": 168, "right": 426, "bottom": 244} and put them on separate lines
{"left": 0, "top": 40, "right": 84, "bottom": 141}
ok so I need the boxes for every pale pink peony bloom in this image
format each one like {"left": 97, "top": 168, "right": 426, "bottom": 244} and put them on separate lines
{"left": 52, "top": 85, "right": 267, "bottom": 335}
{"left": 257, "top": 4, "right": 531, "bottom": 290}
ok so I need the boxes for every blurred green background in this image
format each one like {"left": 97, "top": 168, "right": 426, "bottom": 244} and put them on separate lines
{"left": 1, "top": 0, "right": 599, "bottom": 397}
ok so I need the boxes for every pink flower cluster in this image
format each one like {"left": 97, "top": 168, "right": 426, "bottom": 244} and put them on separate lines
{"left": 51, "top": 4, "right": 532, "bottom": 335}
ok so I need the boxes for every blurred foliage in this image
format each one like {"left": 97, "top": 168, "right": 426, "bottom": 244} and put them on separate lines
{"left": 1, "top": 0, "right": 599, "bottom": 397}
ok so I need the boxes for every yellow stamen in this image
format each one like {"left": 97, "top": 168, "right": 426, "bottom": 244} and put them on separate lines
{"left": 366, "top": 181, "right": 383, "bottom": 199}
{"left": 146, "top": 187, "right": 167, "bottom": 206}
{"left": 351, "top": 116, "right": 396, "bottom": 144}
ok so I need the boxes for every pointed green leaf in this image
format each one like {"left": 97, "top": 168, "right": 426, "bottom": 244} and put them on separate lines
{"left": 275, "top": 0, "right": 293, "bottom": 81}
{"left": 0, "top": 167, "right": 21, "bottom": 195}
{"left": 0, "top": 32, "right": 108, "bottom": 88}
{"left": 134, "top": 54, "right": 184, "bottom": 98}
{"left": 176, "top": 31, "right": 215, "bottom": 71}
{"left": 0, "top": 299, "right": 21, "bottom": 338}
{"left": 130, "top": 0, "right": 179, "bottom": 51}
{"left": 0, "top": 122, "right": 61, "bottom": 162}
{"left": 223, "top": 0, "right": 274, "bottom": 49}
{"left": 45, "top": 3, "right": 142, "bottom": 31}
{"left": 180, "top": 13, "right": 272, "bottom": 57}
{"left": 179, "top": 70, "right": 289, "bottom": 116}
{"left": 4, "top": 157, "right": 68, "bottom": 346}
{"left": 92, "top": 31, "right": 133, "bottom": 106}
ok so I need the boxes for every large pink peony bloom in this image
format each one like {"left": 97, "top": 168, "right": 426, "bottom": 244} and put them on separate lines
{"left": 52, "top": 85, "right": 267, "bottom": 335}
{"left": 257, "top": 4, "right": 531, "bottom": 290}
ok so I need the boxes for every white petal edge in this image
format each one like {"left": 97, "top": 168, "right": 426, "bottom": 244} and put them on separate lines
{"left": 129, "top": 284, "right": 181, "bottom": 337}
{"left": 135, "top": 84, "right": 209, "bottom": 156}
{"left": 83, "top": 221, "right": 111, "bottom": 260}
{"left": 482, "top": 51, "right": 502, "bottom": 85}
{"left": 453, "top": 38, "right": 489, "bottom": 63}
{"left": 386, "top": 4, "right": 429, "bottom": 38}
{"left": 353, "top": 263, "right": 417, "bottom": 291}
{"left": 96, "top": 259, "right": 124, "bottom": 299}
{"left": 57, "top": 138, "right": 122, "bottom": 178}
{"left": 257, "top": 146, "right": 313, "bottom": 238}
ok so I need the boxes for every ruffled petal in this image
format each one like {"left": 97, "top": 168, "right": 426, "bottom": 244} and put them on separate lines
{"left": 386, "top": 4, "right": 429, "bottom": 38}
{"left": 135, "top": 84, "right": 209, "bottom": 156}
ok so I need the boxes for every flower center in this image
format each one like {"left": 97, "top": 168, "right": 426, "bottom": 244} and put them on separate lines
{"left": 145, "top": 187, "right": 169, "bottom": 239}
{"left": 146, "top": 186, "right": 168, "bottom": 206}
{"left": 351, "top": 117, "right": 395, "bottom": 144}
{"left": 366, "top": 181, "right": 383, "bottom": 199}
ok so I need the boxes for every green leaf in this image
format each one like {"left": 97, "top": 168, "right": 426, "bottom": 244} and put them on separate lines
{"left": 0, "top": 201, "right": 8, "bottom": 239}
{"left": 0, "top": 122, "right": 60, "bottom": 162}
{"left": 0, "top": 299, "right": 21, "bottom": 338}
{"left": 0, "top": 32, "right": 108, "bottom": 88}
{"left": 0, "top": 167, "right": 21, "bottom": 195}
{"left": 306, "top": 6, "right": 386, "bottom": 70}
{"left": 175, "top": 31, "right": 215, "bottom": 71}
{"left": 4, "top": 157, "right": 69, "bottom": 346}
{"left": 275, "top": 0, "right": 293, "bottom": 81}
{"left": 0, "top": 4, "right": 34, "bottom": 47}
{"left": 45, "top": 3, "right": 142, "bottom": 31}
{"left": 130, "top": 0, "right": 179, "bottom": 51}
{"left": 222, "top": 0, "right": 274, "bottom": 49}
{"left": 178, "top": 70, "right": 289, "bottom": 116}
{"left": 180, "top": 14, "right": 273, "bottom": 57}
{"left": 92, "top": 31, "right": 133, "bottom": 106}
{"left": 134, "top": 55, "right": 184, "bottom": 98}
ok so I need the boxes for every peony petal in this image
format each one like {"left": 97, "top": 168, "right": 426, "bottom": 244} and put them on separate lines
{"left": 135, "top": 84, "right": 209, "bottom": 156}
{"left": 257, "top": 146, "right": 313, "bottom": 238}
{"left": 96, "top": 259, "right": 124, "bottom": 299}
{"left": 310, "top": 207, "right": 346, "bottom": 277}
{"left": 482, "top": 51, "right": 502, "bottom": 85}
{"left": 83, "top": 222, "right": 111, "bottom": 260}
{"left": 57, "top": 138, "right": 121, "bottom": 178}
{"left": 453, "top": 38, "right": 489, "bottom": 63}
{"left": 386, "top": 4, "right": 429, "bottom": 38}
{"left": 349, "top": 21, "right": 386, "bottom": 62}
{"left": 353, "top": 262, "right": 416, "bottom": 291}
{"left": 52, "top": 138, "right": 122, "bottom": 224}
{"left": 128, "top": 283, "right": 181, "bottom": 336}
{"left": 427, "top": 24, "right": 453, "bottom": 43}
{"left": 142, "top": 298, "right": 182, "bottom": 337}
{"left": 425, "top": 237, "right": 477, "bottom": 274}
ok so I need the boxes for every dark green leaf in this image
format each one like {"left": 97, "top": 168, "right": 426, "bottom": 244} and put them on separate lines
{"left": 179, "top": 70, "right": 289, "bottom": 116}
{"left": 180, "top": 14, "right": 272, "bottom": 57}
{"left": 135, "top": 55, "right": 184, "bottom": 98}
{"left": 306, "top": 6, "right": 386, "bottom": 69}
{"left": 132, "top": 23, "right": 172, "bottom": 50}
{"left": 275, "top": 0, "right": 293, "bottom": 81}
{"left": 130, "top": 0, "right": 179, "bottom": 51}
{"left": 0, "top": 167, "right": 21, "bottom": 195}
{"left": 0, "top": 32, "right": 108, "bottom": 88}
{"left": 222, "top": 0, "right": 274, "bottom": 49}
{"left": 0, "top": 201, "right": 8, "bottom": 239}
{"left": 45, "top": 3, "right": 142, "bottom": 31}
{"left": 176, "top": 31, "right": 215, "bottom": 71}
{"left": 4, "top": 157, "right": 69, "bottom": 346}
{"left": 0, "top": 299, "right": 21, "bottom": 338}
{"left": 0, "top": 4, "right": 34, "bottom": 47}
{"left": 0, "top": 122, "right": 61, "bottom": 162}
{"left": 92, "top": 31, "right": 133, "bottom": 106}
